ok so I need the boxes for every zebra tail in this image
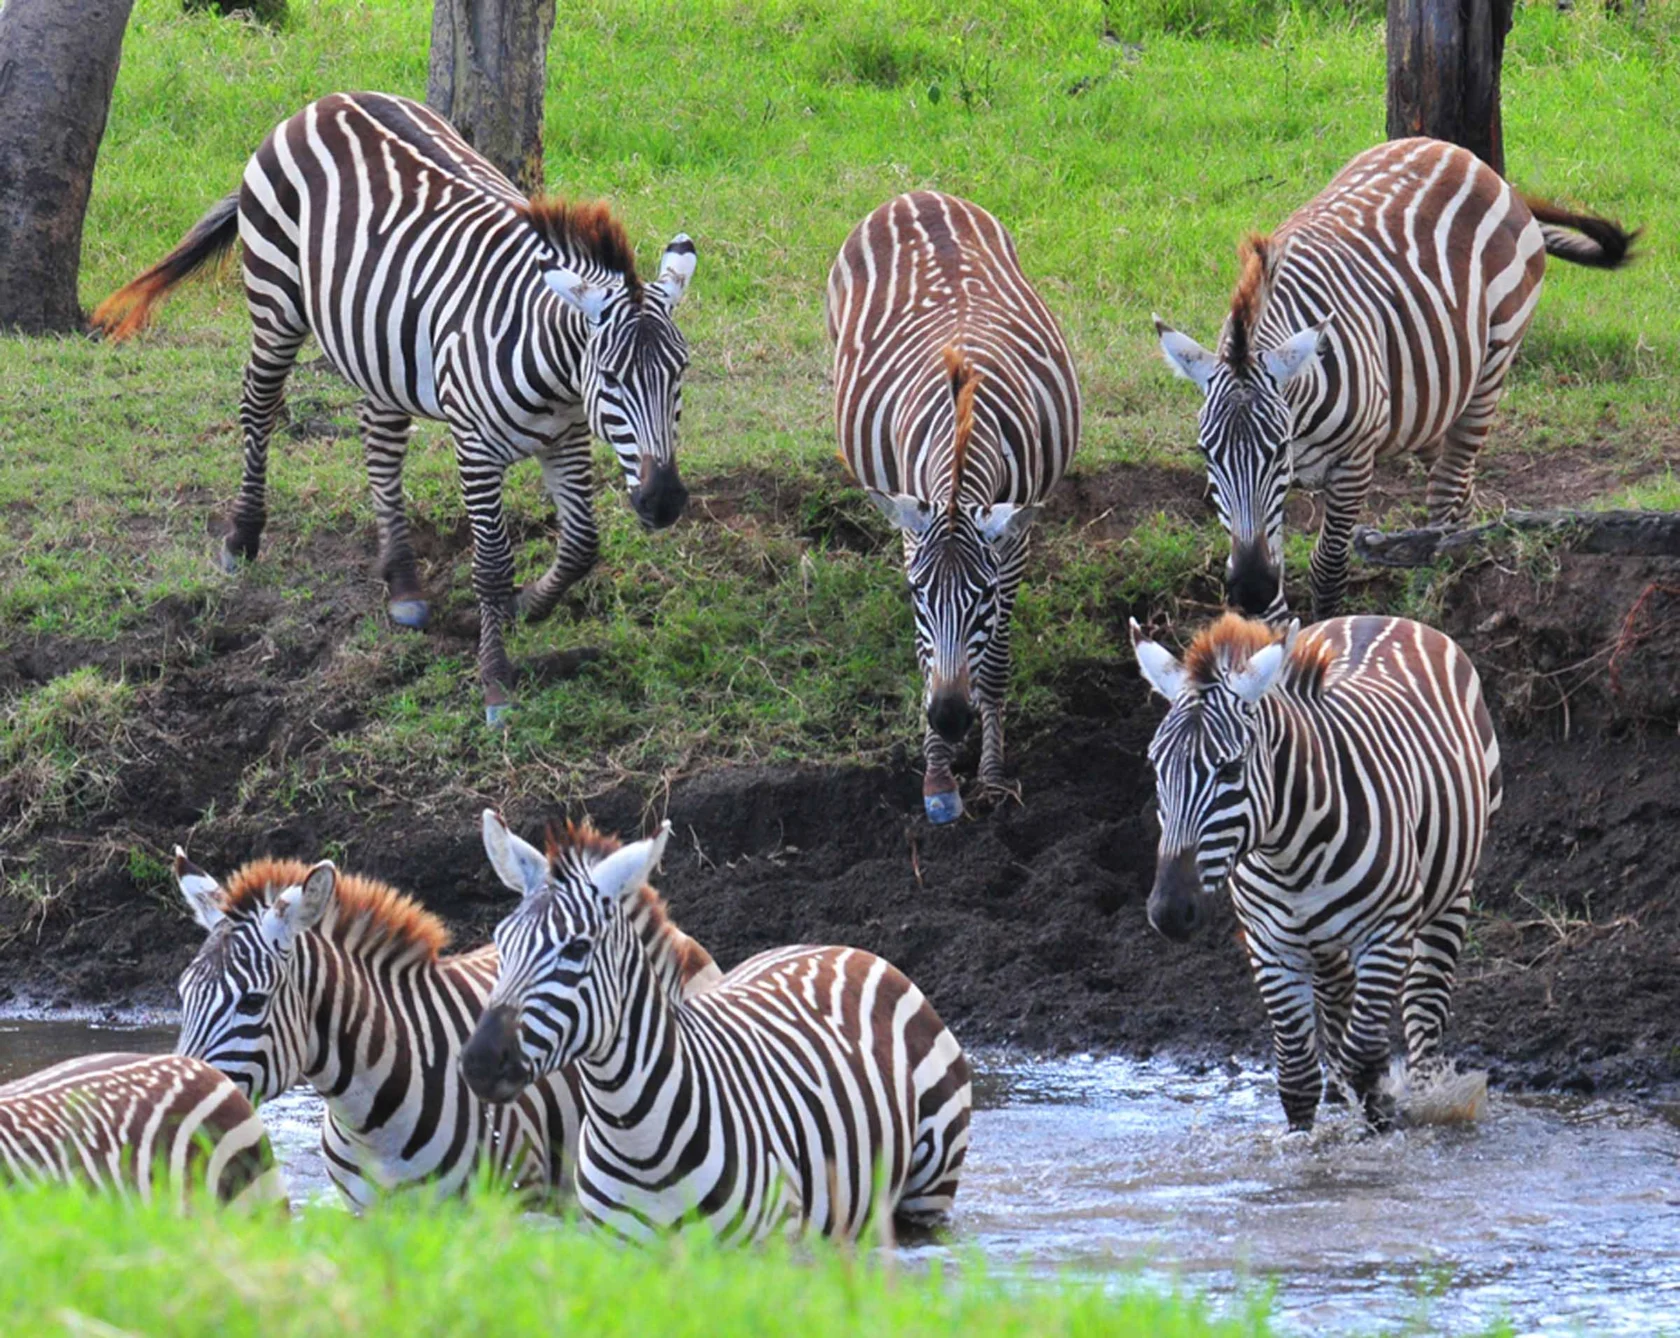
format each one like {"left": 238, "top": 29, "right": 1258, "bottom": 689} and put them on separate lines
{"left": 91, "top": 191, "right": 242, "bottom": 340}
{"left": 1522, "top": 195, "right": 1640, "bottom": 270}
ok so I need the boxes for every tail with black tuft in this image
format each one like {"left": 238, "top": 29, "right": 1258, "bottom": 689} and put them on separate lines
{"left": 91, "top": 191, "right": 242, "bottom": 340}
{"left": 1523, "top": 195, "right": 1640, "bottom": 270}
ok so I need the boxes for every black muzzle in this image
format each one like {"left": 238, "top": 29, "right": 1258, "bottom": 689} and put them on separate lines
{"left": 1147, "top": 847, "right": 1205, "bottom": 942}
{"left": 1226, "top": 536, "right": 1281, "bottom": 617}
{"left": 631, "top": 460, "right": 688, "bottom": 530}
{"left": 460, "top": 1004, "right": 533, "bottom": 1104}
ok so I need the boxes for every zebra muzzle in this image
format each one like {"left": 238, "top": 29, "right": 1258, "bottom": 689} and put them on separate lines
{"left": 631, "top": 460, "right": 688, "bottom": 530}
{"left": 1147, "top": 848, "right": 1206, "bottom": 942}
{"left": 1225, "top": 536, "right": 1282, "bottom": 619}
{"left": 460, "top": 1004, "right": 533, "bottom": 1104}
{"left": 926, "top": 687, "right": 975, "bottom": 746}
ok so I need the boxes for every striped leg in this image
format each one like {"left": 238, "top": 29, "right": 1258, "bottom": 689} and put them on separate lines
{"left": 1339, "top": 936, "right": 1411, "bottom": 1129}
{"left": 1245, "top": 933, "right": 1322, "bottom": 1131}
{"left": 454, "top": 431, "right": 518, "bottom": 725}
{"left": 975, "top": 532, "right": 1028, "bottom": 798}
{"left": 516, "top": 425, "right": 599, "bottom": 624}
{"left": 1313, "top": 950, "right": 1357, "bottom": 1104}
{"left": 360, "top": 402, "right": 428, "bottom": 629}
{"left": 1426, "top": 378, "right": 1505, "bottom": 525}
{"left": 1307, "top": 451, "right": 1375, "bottom": 622}
{"left": 1401, "top": 888, "right": 1472, "bottom": 1079}
{"left": 222, "top": 327, "right": 307, "bottom": 570}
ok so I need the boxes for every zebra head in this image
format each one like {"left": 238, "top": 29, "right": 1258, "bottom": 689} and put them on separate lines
{"left": 1129, "top": 618, "right": 1298, "bottom": 941}
{"left": 543, "top": 236, "right": 697, "bottom": 531}
{"left": 172, "top": 850, "right": 336, "bottom": 1102}
{"left": 461, "top": 812, "right": 672, "bottom": 1104}
{"left": 1152, "top": 310, "right": 1330, "bottom": 622}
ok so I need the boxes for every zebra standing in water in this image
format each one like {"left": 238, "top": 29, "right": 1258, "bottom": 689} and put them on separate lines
{"left": 1131, "top": 613, "right": 1501, "bottom": 1131}
{"left": 172, "top": 847, "right": 719, "bottom": 1209}
{"left": 460, "top": 813, "right": 972, "bottom": 1242}
{"left": 1154, "top": 137, "right": 1636, "bottom": 621}
{"left": 826, "top": 192, "right": 1081, "bottom": 823}
{"left": 0, "top": 1052, "right": 284, "bottom": 1206}
{"left": 94, "top": 92, "right": 698, "bottom": 723}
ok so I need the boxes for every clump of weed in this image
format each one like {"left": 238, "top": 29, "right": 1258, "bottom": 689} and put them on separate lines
{"left": 1, "top": 668, "right": 138, "bottom": 845}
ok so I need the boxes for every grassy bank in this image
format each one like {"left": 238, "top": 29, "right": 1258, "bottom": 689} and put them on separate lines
{"left": 0, "top": 1186, "right": 1273, "bottom": 1338}
{"left": 3, "top": 0, "right": 1677, "bottom": 873}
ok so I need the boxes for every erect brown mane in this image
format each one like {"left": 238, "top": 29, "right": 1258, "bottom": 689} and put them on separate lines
{"left": 542, "top": 816, "right": 623, "bottom": 863}
{"left": 519, "top": 198, "right": 644, "bottom": 301}
{"left": 942, "top": 346, "right": 984, "bottom": 518}
{"left": 1183, "top": 612, "right": 1336, "bottom": 696}
{"left": 1224, "top": 232, "right": 1272, "bottom": 373}
{"left": 218, "top": 857, "right": 451, "bottom": 960}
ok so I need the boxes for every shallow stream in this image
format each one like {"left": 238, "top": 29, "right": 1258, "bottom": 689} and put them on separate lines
{"left": 5, "top": 1018, "right": 1677, "bottom": 1336}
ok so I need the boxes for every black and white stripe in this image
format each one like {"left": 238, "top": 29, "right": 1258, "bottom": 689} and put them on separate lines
{"left": 95, "top": 91, "right": 698, "bottom": 723}
{"left": 1155, "top": 137, "right": 1635, "bottom": 621}
{"left": 1132, "top": 614, "right": 1502, "bottom": 1131}
{"left": 825, "top": 191, "right": 1082, "bottom": 823}
{"left": 0, "top": 1052, "right": 284, "bottom": 1206}
{"left": 460, "top": 813, "right": 972, "bottom": 1242}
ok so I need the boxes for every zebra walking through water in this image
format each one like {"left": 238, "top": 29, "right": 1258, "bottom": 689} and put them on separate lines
{"left": 460, "top": 813, "right": 972, "bottom": 1242}
{"left": 172, "top": 847, "right": 719, "bottom": 1208}
{"left": 826, "top": 191, "right": 1081, "bottom": 823}
{"left": 94, "top": 91, "right": 698, "bottom": 723}
{"left": 0, "top": 1052, "right": 284, "bottom": 1206}
{"left": 1153, "top": 137, "right": 1636, "bottom": 622}
{"left": 1130, "top": 613, "right": 1501, "bottom": 1131}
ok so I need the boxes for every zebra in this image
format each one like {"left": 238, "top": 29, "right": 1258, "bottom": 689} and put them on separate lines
{"left": 460, "top": 812, "right": 972, "bottom": 1242}
{"left": 1153, "top": 137, "right": 1637, "bottom": 622}
{"left": 93, "top": 91, "right": 698, "bottom": 724}
{"left": 0, "top": 1052, "right": 285, "bottom": 1207}
{"left": 172, "top": 845, "right": 719, "bottom": 1209}
{"left": 826, "top": 191, "right": 1081, "bottom": 823}
{"left": 1130, "top": 612, "right": 1501, "bottom": 1131}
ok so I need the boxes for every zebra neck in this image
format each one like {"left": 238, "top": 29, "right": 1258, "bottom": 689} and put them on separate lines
{"left": 1249, "top": 694, "right": 1322, "bottom": 858}
{"left": 575, "top": 949, "right": 690, "bottom": 1156}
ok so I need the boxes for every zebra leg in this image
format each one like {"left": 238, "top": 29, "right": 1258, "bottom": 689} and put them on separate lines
{"left": 975, "top": 533, "right": 1028, "bottom": 801}
{"left": 1338, "top": 938, "right": 1412, "bottom": 1130}
{"left": 1245, "top": 935, "right": 1323, "bottom": 1131}
{"left": 455, "top": 434, "right": 519, "bottom": 726}
{"left": 221, "top": 326, "right": 307, "bottom": 572}
{"left": 360, "top": 401, "right": 428, "bottom": 629}
{"left": 1427, "top": 382, "right": 1503, "bottom": 525}
{"left": 1307, "top": 454, "right": 1375, "bottom": 622}
{"left": 517, "top": 429, "right": 599, "bottom": 624}
{"left": 1401, "top": 888, "right": 1473, "bottom": 1080}
{"left": 1313, "top": 951, "right": 1357, "bottom": 1105}
{"left": 922, "top": 719, "right": 963, "bottom": 825}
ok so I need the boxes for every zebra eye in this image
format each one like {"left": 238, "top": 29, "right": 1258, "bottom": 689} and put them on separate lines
{"left": 558, "top": 939, "right": 593, "bottom": 965}
{"left": 235, "top": 991, "right": 267, "bottom": 1016}
{"left": 1215, "top": 758, "right": 1245, "bottom": 783}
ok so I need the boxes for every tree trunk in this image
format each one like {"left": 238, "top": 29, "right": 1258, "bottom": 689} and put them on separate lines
{"left": 1386, "top": 0, "right": 1515, "bottom": 175}
{"left": 1354, "top": 511, "right": 1680, "bottom": 567}
{"left": 427, "top": 0, "right": 557, "bottom": 197}
{"left": 0, "top": 0, "right": 136, "bottom": 334}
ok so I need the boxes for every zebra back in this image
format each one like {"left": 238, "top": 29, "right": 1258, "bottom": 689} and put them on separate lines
{"left": 0, "top": 1053, "right": 283, "bottom": 1207}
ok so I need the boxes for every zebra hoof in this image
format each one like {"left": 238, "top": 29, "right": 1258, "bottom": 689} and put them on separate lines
{"left": 923, "top": 791, "right": 964, "bottom": 825}
{"left": 388, "top": 599, "right": 430, "bottom": 630}
{"left": 211, "top": 542, "right": 240, "bottom": 576}
{"left": 485, "top": 702, "right": 513, "bottom": 729}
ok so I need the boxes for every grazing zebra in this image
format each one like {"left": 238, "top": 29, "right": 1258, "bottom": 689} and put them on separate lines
{"left": 0, "top": 1052, "right": 284, "bottom": 1207}
{"left": 826, "top": 191, "right": 1081, "bottom": 823}
{"left": 460, "top": 813, "right": 972, "bottom": 1242}
{"left": 172, "top": 846, "right": 719, "bottom": 1209}
{"left": 1153, "top": 137, "right": 1636, "bottom": 622}
{"left": 93, "top": 91, "right": 698, "bottom": 723}
{"left": 1130, "top": 613, "right": 1501, "bottom": 1131}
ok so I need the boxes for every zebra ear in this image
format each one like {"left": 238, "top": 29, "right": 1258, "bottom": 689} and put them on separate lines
{"left": 1260, "top": 317, "right": 1332, "bottom": 386}
{"left": 1154, "top": 316, "right": 1217, "bottom": 394}
{"left": 172, "top": 846, "right": 225, "bottom": 931}
{"left": 482, "top": 809, "right": 549, "bottom": 899}
{"left": 544, "top": 267, "right": 612, "bottom": 325}
{"left": 1226, "top": 625, "right": 1297, "bottom": 705}
{"left": 652, "top": 234, "right": 697, "bottom": 307}
{"left": 262, "top": 860, "right": 335, "bottom": 951}
{"left": 866, "top": 490, "right": 936, "bottom": 538}
{"left": 976, "top": 503, "right": 1036, "bottom": 545}
{"left": 1130, "top": 618, "right": 1189, "bottom": 702}
{"left": 589, "top": 821, "right": 673, "bottom": 906}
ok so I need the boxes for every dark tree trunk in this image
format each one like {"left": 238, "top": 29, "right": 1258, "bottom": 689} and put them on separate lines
{"left": 0, "top": 0, "right": 136, "bottom": 334}
{"left": 1386, "top": 0, "right": 1515, "bottom": 175}
{"left": 427, "top": 0, "right": 557, "bottom": 197}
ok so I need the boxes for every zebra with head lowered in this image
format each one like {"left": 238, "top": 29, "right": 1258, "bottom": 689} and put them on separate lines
{"left": 171, "top": 848, "right": 720, "bottom": 1209}
{"left": 1130, "top": 613, "right": 1501, "bottom": 1131}
{"left": 826, "top": 191, "right": 1081, "bottom": 823}
{"left": 0, "top": 1052, "right": 284, "bottom": 1207}
{"left": 94, "top": 91, "right": 698, "bottom": 723}
{"left": 1154, "top": 137, "right": 1637, "bottom": 622}
{"left": 460, "top": 813, "right": 972, "bottom": 1242}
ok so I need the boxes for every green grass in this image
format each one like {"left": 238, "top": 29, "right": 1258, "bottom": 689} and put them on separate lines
{"left": 1, "top": 0, "right": 1677, "bottom": 809}
{"left": 0, "top": 1186, "right": 1273, "bottom": 1338}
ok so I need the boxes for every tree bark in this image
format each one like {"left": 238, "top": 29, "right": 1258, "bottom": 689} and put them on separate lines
{"left": 1354, "top": 511, "right": 1680, "bottom": 567}
{"left": 0, "top": 0, "right": 136, "bottom": 334}
{"left": 427, "top": 0, "right": 557, "bottom": 197}
{"left": 1386, "top": 0, "right": 1515, "bottom": 175}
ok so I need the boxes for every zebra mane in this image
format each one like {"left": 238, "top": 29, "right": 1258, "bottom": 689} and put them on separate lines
{"left": 1184, "top": 613, "right": 1335, "bottom": 697}
{"left": 217, "top": 858, "right": 452, "bottom": 960}
{"left": 942, "top": 346, "right": 984, "bottom": 518}
{"left": 543, "top": 820, "right": 718, "bottom": 1001}
{"left": 520, "top": 198, "right": 645, "bottom": 301}
{"left": 1224, "top": 233, "right": 1275, "bottom": 374}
